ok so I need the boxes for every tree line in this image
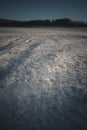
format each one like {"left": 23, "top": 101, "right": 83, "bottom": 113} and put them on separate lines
{"left": 0, "top": 18, "right": 87, "bottom": 27}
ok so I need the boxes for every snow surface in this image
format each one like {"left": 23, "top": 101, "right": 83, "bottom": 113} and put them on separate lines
{"left": 0, "top": 27, "right": 87, "bottom": 130}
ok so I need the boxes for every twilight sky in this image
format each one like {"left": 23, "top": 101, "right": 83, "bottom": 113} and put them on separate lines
{"left": 0, "top": 0, "right": 87, "bottom": 22}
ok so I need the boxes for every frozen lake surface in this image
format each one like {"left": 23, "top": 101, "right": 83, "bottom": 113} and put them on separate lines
{"left": 0, "top": 27, "right": 87, "bottom": 130}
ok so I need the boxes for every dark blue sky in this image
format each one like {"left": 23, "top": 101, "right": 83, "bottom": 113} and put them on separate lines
{"left": 0, "top": 0, "right": 87, "bottom": 22}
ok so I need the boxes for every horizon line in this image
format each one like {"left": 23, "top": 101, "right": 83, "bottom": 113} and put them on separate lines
{"left": 0, "top": 17, "right": 87, "bottom": 23}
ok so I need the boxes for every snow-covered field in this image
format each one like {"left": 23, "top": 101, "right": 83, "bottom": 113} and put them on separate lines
{"left": 0, "top": 27, "right": 87, "bottom": 130}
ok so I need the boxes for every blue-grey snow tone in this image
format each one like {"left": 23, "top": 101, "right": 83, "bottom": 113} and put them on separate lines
{"left": 0, "top": 0, "right": 87, "bottom": 21}
{"left": 0, "top": 27, "right": 87, "bottom": 130}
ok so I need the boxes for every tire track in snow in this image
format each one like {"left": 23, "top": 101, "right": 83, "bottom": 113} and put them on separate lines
{"left": 0, "top": 40, "right": 40, "bottom": 82}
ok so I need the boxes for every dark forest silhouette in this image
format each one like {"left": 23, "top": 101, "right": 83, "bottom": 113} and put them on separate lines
{"left": 0, "top": 18, "right": 87, "bottom": 27}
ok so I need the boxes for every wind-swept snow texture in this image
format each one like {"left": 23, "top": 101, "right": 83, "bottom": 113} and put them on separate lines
{"left": 0, "top": 27, "right": 87, "bottom": 130}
